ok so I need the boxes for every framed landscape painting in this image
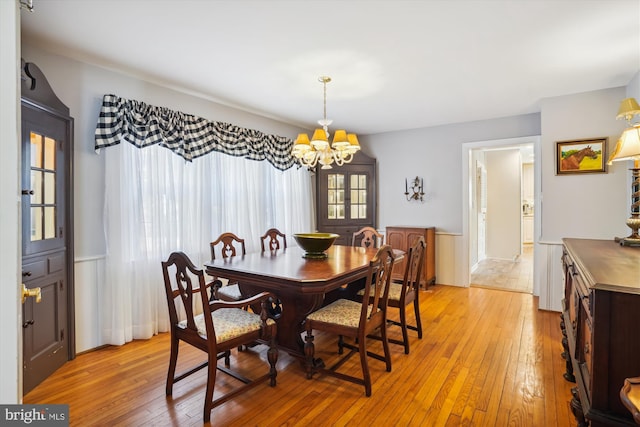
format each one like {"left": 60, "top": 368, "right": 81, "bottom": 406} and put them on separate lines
{"left": 556, "top": 138, "right": 607, "bottom": 175}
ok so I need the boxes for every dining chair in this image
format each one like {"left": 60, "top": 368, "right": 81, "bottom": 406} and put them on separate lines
{"left": 352, "top": 226, "right": 384, "bottom": 249}
{"left": 303, "top": 244, "right": 395, "bottom": 396}
{"left": 161, "top": 251, "right": 278, "bottom": 423}
{"left": 260, "top": 228, "right": 287, "bottom": 252}
{"left": 210, "top": 232, "right": 246, "bottom": 301}
{"left": 260, "top": 228, "right": 286, "bottom": 315}
{"left": 359, "top": 235, "right": 425, "bottom": 354}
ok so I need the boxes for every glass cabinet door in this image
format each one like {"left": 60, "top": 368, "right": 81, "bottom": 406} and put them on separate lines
{"left": 315, "top": 152, "right": 376, "bottom": 245}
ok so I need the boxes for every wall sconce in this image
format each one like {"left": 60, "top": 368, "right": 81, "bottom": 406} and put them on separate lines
{"left": 405, "top": 176, "right": 424, "bottom": 202}
{"left": 608, "top": 97, "right": 640, "bottom": 247}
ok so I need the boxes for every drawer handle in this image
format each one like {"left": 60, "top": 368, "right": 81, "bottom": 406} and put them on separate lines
{"left": 22, "top": 271, "right": 32, "bottom": 277}
{"left": 584, "top": 345, "right": 590, "bottom": 355}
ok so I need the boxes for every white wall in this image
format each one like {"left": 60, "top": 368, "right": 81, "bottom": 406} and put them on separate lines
{"left": 0, "top": 0, "right": 21, "bottom": 404}
{"left": 363, "top": 114, "right": 541, "bottom": 234}
{"left": 485, "top": 149, "right": 521, "bottom": 260}
{"left": 364, "top": 114, "right": 540, "bottom": 286}
{"left": 540, "top": 87, "right": 630, "bottom": 242}
{"left": 366, "top": 84, "right": 637, "bottom": 311}
{"left": 536, "top": 86, "right": 634, "bottom": 311}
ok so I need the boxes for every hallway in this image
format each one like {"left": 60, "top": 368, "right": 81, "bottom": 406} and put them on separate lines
{"left": 470, "top": 244, "right": 533, "bottom": 293}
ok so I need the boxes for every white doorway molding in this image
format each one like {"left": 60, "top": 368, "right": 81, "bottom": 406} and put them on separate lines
{"left": 461, "top": 136, "right": 541, "bottom": 295}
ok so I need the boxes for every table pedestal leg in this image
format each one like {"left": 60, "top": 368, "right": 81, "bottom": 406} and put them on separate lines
{"left": 240, "top": 283, "right": 324, "bottom": 359}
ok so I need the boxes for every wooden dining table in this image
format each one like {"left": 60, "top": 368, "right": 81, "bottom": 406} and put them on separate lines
{"left": 204, "top": 244, "right": 397, "bottom": 359}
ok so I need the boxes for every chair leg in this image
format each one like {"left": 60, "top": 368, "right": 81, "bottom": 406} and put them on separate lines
{"left": 338, "top": 335, "right": 345, "bottom": 355}
{"left": 304, "top": 330, "right": 315, "bottom": 379}
{"left": 166, "top": 335, "right": 179, "bottom": 396}
{"left": 358, "top": 334, "right": 372, "bottom": 397}
{"left": 203, "top": 352, "right": 218, "bottom": 423}
{"left": 400, "top": 306, "right": 410, "bottom": 355}
{"left": 267, "top": 335, "right": 278, "bottom": 387}
{"left": 414, "top": 298, "right": 423, "bottom": 339}
{"left": 379, "top": 321, "right": 392, "bottom": 373}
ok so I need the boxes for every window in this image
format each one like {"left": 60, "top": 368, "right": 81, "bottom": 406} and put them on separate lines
{"left": 29, "top": 132, "right": 57, "bottom": 241}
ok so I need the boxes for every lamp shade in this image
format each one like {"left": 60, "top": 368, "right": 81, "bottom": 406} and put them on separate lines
{"left": 608, "top": 126, "right": 640, "bottom": 164}
{"left": 310, "top": 128, "right": 329, "bottom": 151}
{"left": 331, "top": 129, "right": 350, "bottom": 149}
{"left": 347, "top": 133, "right": 360, "bottom": 148}
{"left": 294, "top": 133, "right": 311, "bottom": 146}
{"left": 617, "top": 97, "right": 640, "bottom": 121}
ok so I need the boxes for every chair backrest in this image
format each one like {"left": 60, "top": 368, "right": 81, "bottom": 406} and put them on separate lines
{"left": 359, "top": 244, "right": 395, "bottom": 325}
{"left": 260, "top": 228, "right": 287, "bottom": 252}
{"left": 402, "top": 236, "right": 426, "bottom": 295}
{"left": 210, "top": 232, "right": 246, "bottom": 260}
{"left": 162, "top": 251, "right": 212, "bottom": 335}
{"left": 352, "top": 226, "right": 384, "bottom": 249}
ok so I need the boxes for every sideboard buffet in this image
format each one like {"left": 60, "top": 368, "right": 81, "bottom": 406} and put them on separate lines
{"left": 560, "top": 238, "right": 640, "bottom": 426}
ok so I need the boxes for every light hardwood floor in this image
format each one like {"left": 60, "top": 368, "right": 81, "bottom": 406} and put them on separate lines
{"left": 24, "top": 285, "right": 574, "bottom": 426}
{"left": 470, "top": 245, "right": 533, "bottom": 294}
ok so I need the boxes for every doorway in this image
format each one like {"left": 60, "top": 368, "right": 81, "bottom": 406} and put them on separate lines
{"left": 462, "top": 137, "right": 539, "bottom": 294}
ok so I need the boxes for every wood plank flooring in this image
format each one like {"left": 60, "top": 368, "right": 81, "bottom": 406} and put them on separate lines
{"left": 24, "top": 285, "right": 574, "bottom": 426}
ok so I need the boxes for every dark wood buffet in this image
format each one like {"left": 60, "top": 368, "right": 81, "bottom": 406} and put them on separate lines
{"left": 560, "top": 238, "right": 640, "bottom": 426}
{"left": 386, "top": 226, "right": 436, "bottom": 288}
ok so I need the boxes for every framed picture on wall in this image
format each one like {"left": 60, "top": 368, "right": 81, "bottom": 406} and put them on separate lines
{"left": 556, "top": 138, "right": 608, "bottom": 175}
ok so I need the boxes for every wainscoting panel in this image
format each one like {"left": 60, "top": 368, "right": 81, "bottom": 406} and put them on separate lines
{"left": 435, "top": 233, "right": 464, "bottom": 287}
{"left": 74, "top": 256, "right": 105, "bottom": 353}
{"left": 537, "top": 242, "right": 563, "bottom": 312}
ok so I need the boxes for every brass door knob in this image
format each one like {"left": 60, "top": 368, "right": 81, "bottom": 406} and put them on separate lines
{"left": 21, "top": 283, "right": 41, "bottom": 304}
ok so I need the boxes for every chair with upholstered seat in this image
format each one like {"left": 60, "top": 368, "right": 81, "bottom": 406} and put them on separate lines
{"left": 359, "top": 235, "right": 425, "bottom": 354}
{"left": 162, "top": 251, "right": 278, "bottom": 423}
{"left": 352, "top": 226, "right": 384, "bottom": 249}
{"left": 303, "top": 245, "right": 395, "bottom": 396}
{"left": 261, "top": 228, "right": 287, "bottom": 252}
{"left": 210, "top": 232, "right": 246, "bottom": 301}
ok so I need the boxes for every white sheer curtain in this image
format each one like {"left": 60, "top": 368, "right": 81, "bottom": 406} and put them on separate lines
{"left": 101, "top": 142, "right": 314, "bottom": 345}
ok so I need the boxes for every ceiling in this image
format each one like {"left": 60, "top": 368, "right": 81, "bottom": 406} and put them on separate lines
{"left": 20, "top": 0, "right": 640, "bottom": 135}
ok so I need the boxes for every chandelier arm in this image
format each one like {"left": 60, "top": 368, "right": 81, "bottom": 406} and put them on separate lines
{"left": 333, "top": 151, "right": 344, "bottom": 166}
{"left": 341, "top": 153, "right": 354, "bottom": 164}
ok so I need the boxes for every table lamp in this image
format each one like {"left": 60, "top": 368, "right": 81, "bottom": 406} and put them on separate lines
{"left": 608, "top": 98, "right": 640, "bottom": 246}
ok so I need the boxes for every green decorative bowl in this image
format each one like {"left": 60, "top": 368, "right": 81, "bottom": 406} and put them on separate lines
{"left": 293, "top": 233, "right": 339, "bottom": 259}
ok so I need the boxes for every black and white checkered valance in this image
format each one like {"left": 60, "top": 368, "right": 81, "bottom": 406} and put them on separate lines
{"left": 94, "top": 94, "right": 296, "bottom": 171}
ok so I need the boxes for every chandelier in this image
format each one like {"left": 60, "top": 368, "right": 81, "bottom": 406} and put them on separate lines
{"left": 291, "top": 76, "right": 360, "bottom": 169}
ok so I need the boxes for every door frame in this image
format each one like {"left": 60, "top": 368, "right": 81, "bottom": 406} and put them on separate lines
{"left": 461, "top": 136, "right": 541, "bottom": 293}
{"left": 1, "top": 0, "right": 21, "bottom": 403}
{"left": 20, "top": 61, "right": 75, "bottom": 394}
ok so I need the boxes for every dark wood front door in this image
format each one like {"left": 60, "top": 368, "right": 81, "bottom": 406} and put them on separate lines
{"left": 20, "top": 61, "right": 74, "bottom": 395}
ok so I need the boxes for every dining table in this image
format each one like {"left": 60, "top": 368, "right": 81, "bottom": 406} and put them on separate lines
{"left": 204, "top": 244, "right": 401, "bottom": 360}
